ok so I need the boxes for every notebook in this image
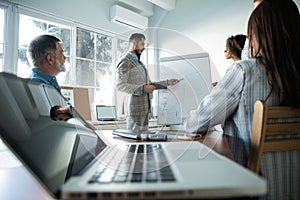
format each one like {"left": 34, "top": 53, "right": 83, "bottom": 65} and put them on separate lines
{"left": 112, "top": 129, "right": 167, "bottom": 141}
{"left": 112, "top": 129, "right": 202, "bottom": 141}
{"left": 0, "top": 72, "right": 266, "bottom": 199}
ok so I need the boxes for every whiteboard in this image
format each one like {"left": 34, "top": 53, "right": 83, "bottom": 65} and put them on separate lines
{"left": 157, "top": 53, "right": 211, "bottom": 125}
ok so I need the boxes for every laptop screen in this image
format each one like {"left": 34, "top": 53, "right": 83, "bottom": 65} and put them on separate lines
{"left": 0, "top": 73, "right": 106, "bottom": 198}
{"left": 96, "top": 105, "right": 117, "bottom": 121}
{"left": 65, "top": 131, "right": 106, "bottom": 179}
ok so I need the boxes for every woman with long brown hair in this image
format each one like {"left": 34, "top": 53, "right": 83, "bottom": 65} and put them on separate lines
{"left": 184, "top": 0, "right": 300, "bottom": 199}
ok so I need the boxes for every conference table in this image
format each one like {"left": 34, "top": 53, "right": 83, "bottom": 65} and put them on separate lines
{"left": 99, "top": 130, "right": 233, "bottom": 159}
{"left": 0, "top": 130, "right": 234, "bottom": 200}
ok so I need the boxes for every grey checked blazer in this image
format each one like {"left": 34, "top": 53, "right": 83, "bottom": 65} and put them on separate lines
{"left": 116, "top": 53, "right": 167, "bottom": 130}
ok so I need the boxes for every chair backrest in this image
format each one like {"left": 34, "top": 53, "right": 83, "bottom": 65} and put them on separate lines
{"left": 0, "top": 72, "right": 32, "bottom": 140}
{"left": 247, "top": 100, "right": 300, "bottom": 173}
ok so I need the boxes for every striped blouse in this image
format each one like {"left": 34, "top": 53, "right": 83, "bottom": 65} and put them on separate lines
{"left": 184, "top": 58, "right": 299, "bottom": 200}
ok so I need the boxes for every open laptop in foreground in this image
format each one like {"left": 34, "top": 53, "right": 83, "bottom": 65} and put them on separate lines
{"left": 0, "top": 72, "right": 266, "bottom": 199}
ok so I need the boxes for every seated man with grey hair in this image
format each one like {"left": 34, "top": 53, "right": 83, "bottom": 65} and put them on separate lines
{"left": 27, "top": 34, "right": 66, "bottom": 93}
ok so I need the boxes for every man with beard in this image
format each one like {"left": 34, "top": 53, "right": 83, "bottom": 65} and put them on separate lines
{"left": 27, "top": 34, "right": 66, "bottom": 93}
{"left": 116, "top": 33, "right": 179, "bottom": 131}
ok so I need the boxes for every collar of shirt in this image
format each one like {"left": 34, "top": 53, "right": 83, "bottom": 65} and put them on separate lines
{"left": 30, "top": 68, "right": 61, "bottom": 92}
{"left": 129, "top": 52, "right": 140, "bottom": 62}
{"left": 129, "top": 52, "right": 146, "bottom": 78}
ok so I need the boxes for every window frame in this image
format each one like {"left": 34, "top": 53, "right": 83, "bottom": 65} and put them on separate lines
{"left": 0, "top": 4, "right": 7, "bottom": 72}
{"left": 13, "top": 5, "right": 131, "bottom": 120}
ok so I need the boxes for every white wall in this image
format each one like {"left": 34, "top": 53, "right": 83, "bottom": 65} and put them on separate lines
{"left": 7, "top": 0, "right": 300, "bottom": 82}
{"left": 150, "top": 0, "right": 300, "bottom": 82}
{"left": 149, "top": 0, "right": 251, "bottom": 81}
{"left": 8, "top": 0, "right": 133, "bottom": 34}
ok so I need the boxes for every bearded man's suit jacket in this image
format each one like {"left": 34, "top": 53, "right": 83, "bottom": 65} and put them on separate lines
{"left": 116, "top": 53, "right": 168, "bottom": 131}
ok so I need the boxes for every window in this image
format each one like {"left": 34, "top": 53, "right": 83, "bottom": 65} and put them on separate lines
{"left": 17, "top": 14, "right": 71, "bottom": 85}
{"left": 76, "top": 28, "right": 114, "bottom": 109}
{"left": 16, "top": 13, "right": 130, "bottom": 120}
{"left": 117, "top": 38, "right": 128, "bottom": 60}
{"left": 75, "top": 28, "right": 112, "bottom": 87}
{"left": 0, "top": 8, "right": 4, "bottom": 72}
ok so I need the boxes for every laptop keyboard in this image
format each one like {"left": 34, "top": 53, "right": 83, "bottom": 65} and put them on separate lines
{"left": 88, "top": 144, "right": 176, "bottom": 184}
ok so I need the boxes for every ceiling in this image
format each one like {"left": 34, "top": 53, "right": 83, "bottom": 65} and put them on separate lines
{"left": 114, "top": 0, "right": 176, "bottom": 17}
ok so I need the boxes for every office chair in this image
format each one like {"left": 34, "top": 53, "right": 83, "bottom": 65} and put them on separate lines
{"left": 247, "top": 100, "right": 300, "bottom": 174}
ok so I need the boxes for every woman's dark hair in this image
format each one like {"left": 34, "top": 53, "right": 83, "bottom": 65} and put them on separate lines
{"left": 247, "top": 0, "right": 300, "bottom": 107}
{"left": 226, "top": 34, "right": 247, "bottom": 60}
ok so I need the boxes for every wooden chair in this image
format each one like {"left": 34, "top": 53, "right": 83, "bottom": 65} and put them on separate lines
{"left": 247, "top": 100, "right": 300, "bottom": 174}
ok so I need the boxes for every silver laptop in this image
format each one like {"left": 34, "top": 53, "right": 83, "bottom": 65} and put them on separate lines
{"left": 96, "top": 105, "right": 117, "bottom": 121}
{"left": 0, "top": 72, "right": 266, "bottom": 199}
